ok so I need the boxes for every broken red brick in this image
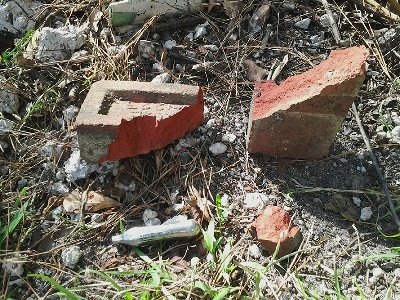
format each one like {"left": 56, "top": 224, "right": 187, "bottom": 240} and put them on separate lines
{"left": 75, "top": 81, "right": 204, "bottom": 162}
{"left": 251, "top": 205, "right": 302, "bottom": 258}
{"left": 247, "top": 46, "right": 369, "bottom": 159}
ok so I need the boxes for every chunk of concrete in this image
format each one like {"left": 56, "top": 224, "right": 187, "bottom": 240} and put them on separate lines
{"left": 251, "top": 205, "right": 302, "bottom": 258}
{"left": 75, "top": 80, "right": 204, "bottom": 163}
{"left": 247, "top": 46, "right": 369, "bottom": 159}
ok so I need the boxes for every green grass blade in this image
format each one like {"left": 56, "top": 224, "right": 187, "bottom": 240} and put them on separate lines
{"left": 28, "top": 274, "right": 82, "bottom": 300}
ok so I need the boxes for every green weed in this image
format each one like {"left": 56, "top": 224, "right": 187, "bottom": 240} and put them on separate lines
{"left": 0, "top": 188, "right": 29, "bottom": 249}
{"left": 215, "top": 194, "right": 231, "bottom": 225}
{"left": 27, "top": 274, "right": 83, "bottom": 300}
{"left": 1, "top": 29, "right": 34, "bottom": 65}
{"left": 194, "top": 281, "right": 239, "bottom": 300}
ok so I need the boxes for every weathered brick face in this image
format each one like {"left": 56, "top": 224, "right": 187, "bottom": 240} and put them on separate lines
{"left": 247, "top": 46, "right": 369, "bottom": 159}
{"left": 75, "top": 81, "right": 204, "bottom": 162}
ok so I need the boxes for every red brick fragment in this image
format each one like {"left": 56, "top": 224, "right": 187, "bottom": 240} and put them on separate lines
{"left": 251, "top": 206, "right": 302, "bottom": 258}
{"left": 247, "top": 46, "right": 369, "bottom": 159}
{"left": 75, "top": 81, "right": 204, "bottom": 162}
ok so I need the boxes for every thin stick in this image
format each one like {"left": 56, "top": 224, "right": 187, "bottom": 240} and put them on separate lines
{"left": 349, "top": 0, "right": 400, "bottom": 22}
{"left": 320, "top": 0, "right": 341, "bottom": 44}
{"left": 351, "top": 103, "right": 400, "bottom": 229}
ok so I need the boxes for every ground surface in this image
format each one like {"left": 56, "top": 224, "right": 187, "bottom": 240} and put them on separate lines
{"left": 0, "top": 0, "right": 399, "bottom": 299}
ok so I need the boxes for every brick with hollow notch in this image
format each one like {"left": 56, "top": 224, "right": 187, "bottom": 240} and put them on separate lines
{"left": 75, "top": 80, "right": 204, "bottom": 162}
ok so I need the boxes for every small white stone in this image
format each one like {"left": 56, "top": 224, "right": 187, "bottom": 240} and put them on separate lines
{"left": 352, "top": 197, "right": 362, "bottom": 207}
{"left": 360, "top": 207, "right": 373, "bottom": 221}
{"left": 295, "top": 18, "right": 311, "bottom": 30}
{"left": 153, "top": 63, "right": 163, "bottom": 71}
{"left": 190, "top": 256, "right": 200, "bottom": 267}
{"left": 138, "top": 40, "right": 156, "bottom": 58}
{"left": 209, "top": 143, "right": 227, "bottom": 155}
{"left": 2, "top": 260, "right": 24, "bottom": 277}
{"left": 320, "top": 13, "right": 339, "bottom": 27}
{"left": 51, "top": 182, "right": 69, "bottom": 195}
{"left": 391, "top": 112, "right": 400, "bottom": 125}
{"left": 248, "top": 244, "right": 262, "bottom": 259}
{"left": 221, "top": 133, "right": 237, "bottom": 143}
{"left": 52, "top": 205, "right": 64, "bottom": 220}
{"left": 0, "top": 88, "right": 19, "bottom": 114}
{"left": 172, "top": 202, "right": 185, "bottom": 211}
{"left": 143, "top": 209, "right": 158, "bottom": 223}
{"left": 244, "top": 193, "right": 269, "bottom": 209}
{"left": 145, "top": 218, "right": 161, "bottom": 226}
{"left": 221, "top": 194, "right": 230, "bottom": 207}
{"left": 61, "top": 246, "right": 82, "bottom": 268}
{"left": 151, "top": 73, "right": 171, "bottom": 83}
{"left": 194, "top": 26, "right": 207, "bottom": 39}
{"left": 203, "top": 44, "right": 219, "bottom": 52}
{"left": 372, "top": 267, "right": 384, "bottom": 278}
{"left": 205, "top": 118, "right": 216, "bottom": 128}
{"left": 163, "top": 39, "right": 177, "bottom": 49}
{"left": 0, "top": 118, "right": 14, "bottom": 134}
{"left": 63, "top": 105, "right": 79, "bottom": 123}
{"left": 64, "top": 149, "right": 96, "bottom": 182}
{"left": 185, "top": 32, "right": 194, "bottom": 42}
{"left": 391, "top": 126, "right": 400, "bottom": 143}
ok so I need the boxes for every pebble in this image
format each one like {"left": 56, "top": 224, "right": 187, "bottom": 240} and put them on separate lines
{"left": 243, "top": 192, "right": 269, "bottom": 209}
{"left": 151, "top": 73, "right": 171, "bottom": 83}
{"left": 360, "top": 207, "right": 373, "bottom": 221}
{"left": 153, "top": 63, "right": 163, "bottom": 71}
{"left": 209, "top": 143, "right": 227, "bottom": 155}
{"left": 51, "top": 205, "right": 64, "bottom": 221}
{"left": 143, "top": 209, "right": 158, "bottom": 223}
{"left": 319, "top": 13, "right": 339, "bottom": 27}
{"left": 203, "top": 44, "right": 219, "bottom": 52}
{"left": 352, "top": 196, "right": 362, "bottom": 207}
{"left": 205, "top": 118, "right": 216, "bottom": 128}
{"left": 61, "top": 246, "right": 82, "bottom": 268}
{"left": 194, "top": 23, "right": 208, "bottom": 39}
{"left": 2, "top": 260, "right": 24, "bottom": 277}
{"left": 0, "top": 118, "right": 14, "bottom": 135}
{"left": 391, "top": 126, "right": 400, "bottom": 143}
{"left": 51, "top": 182, "right": 69, "bottom": 195}
{"left": 221, "top": 133, "right": 237, "bottom": 143}
{"left": 0, "top": 88, "right": 19, "bottom": 114}
{"left": 282, "top": 1, "right": 296, "bottom": 10}
{"left": 138, "top": 40, "right": 156, "bottom": 58}
{"left": 294, "top": 18, "right": 311, "bottom": 30}
{"left": 163, "top": 39, "right": 177, "bottom": 49}
{"left": 248, "top": 244, "right": 262, "bottom": 259}
{"left": 145, "top": 218, "right": 161, "bottom": 226}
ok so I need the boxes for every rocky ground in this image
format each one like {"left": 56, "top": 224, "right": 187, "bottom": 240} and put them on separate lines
{"left": 0, "top": 0, "right": 399, "bottom": 299}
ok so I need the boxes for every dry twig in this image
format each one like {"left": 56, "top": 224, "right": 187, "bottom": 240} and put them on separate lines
{"left": 351, "top": 103, "right": 400, "bottom": 230}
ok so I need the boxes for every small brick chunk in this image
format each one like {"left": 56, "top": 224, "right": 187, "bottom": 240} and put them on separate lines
{"left": 251, "top": 206, "right": 302, "bottom": 258}
{"left": 247, "top": 46, "right": 369, "bottom": 159}
{"left": 75, "top": 80, "right": 203, "bottom": 162}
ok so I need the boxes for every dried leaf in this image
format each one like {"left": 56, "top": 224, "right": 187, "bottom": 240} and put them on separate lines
{"left": 188, "top": 185, "right": 211, "bottom": 222}
{"left": 63, "top": 189, "right": 81, "bottom": 213}
{"left": 88, "top": 9, "right": 103, "bottom": 32}
{"left": 83, "top": 191, "right": 121, "bottom": 212}
{"left": 243, "top": 60, "right": 267, "bottom": 81}
{"left": 63, "top": 189, "right": 120, "bottom": 213}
